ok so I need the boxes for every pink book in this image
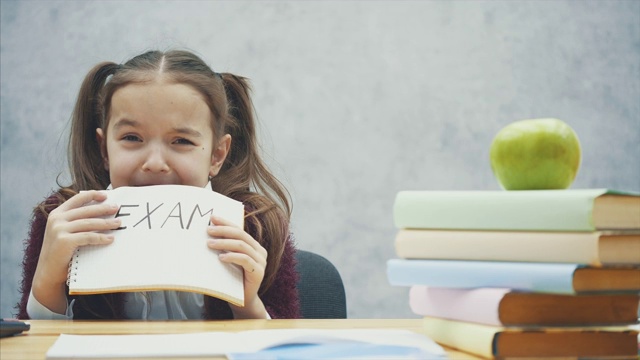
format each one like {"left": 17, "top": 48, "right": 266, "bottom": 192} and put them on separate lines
{"left": 409, "top": 286, "right": 640, "bottom": 326}
{"left": 410, "top": 286, "right": 507, "bottom": 326}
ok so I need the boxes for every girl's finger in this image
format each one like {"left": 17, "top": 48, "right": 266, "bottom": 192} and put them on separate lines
{"left": 207, "top": 224, "right": 249, "bottom": 241}
{"left": 207, "top": 238, "right": 256, "bottom": 255}
{"left": 65, "top": 217, "right": 122, "bottom": 234}
{"left": 61, "top": 232, "right": 115, "bottom": 247}
{"left": 209, "top": 215, "right": 249, "bottom": 235}
{"left": 56, "top": 190, "right": 108, "bottom": 212}
{"left": 209, "top": 215, "right": 240, "bottom": 228}
{"left": 53, "top": 191, "right": 119, "bottom": 222}
{"left": 208, "top": 216, "right": 268, "bottom": 259}
{"left": 218, "top": 252, "right": 262, "bottom": 275}
{"left": 207, "top": 221, "right": 265, "bottom": 254}
{"left": 63, "top": 202, "right": 120, "bottom": 222}
{"left": 209, "top": 227, "right": 267, "bottom": 257}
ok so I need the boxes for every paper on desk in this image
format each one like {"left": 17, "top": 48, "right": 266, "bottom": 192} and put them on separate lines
{"left": 228, "top": 343, "right": 440, "bottom": 360}
{"left": 46, "top": 328, "right": 446, "bottom": 359}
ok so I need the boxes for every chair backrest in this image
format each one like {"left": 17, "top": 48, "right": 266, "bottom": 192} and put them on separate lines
{"left": 295, "top": 250, "right": 347, "bottom": 319}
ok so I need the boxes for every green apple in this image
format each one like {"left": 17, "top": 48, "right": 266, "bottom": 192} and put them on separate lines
{"left": 489, "top": 118, "right": 581, "bottom": 190}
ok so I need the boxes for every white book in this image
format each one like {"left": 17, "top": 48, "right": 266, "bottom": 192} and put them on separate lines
{"left": 67, "top": 185, "right": 245, "bottom": 306}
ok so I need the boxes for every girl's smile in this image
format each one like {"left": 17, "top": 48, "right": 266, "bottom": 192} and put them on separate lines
{"left": 97, "top": 81, "right": 230, "bottom": 189}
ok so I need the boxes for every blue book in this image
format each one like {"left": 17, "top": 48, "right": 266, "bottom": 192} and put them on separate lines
{"left": 386, "top": 259, "right": 640, "bottom": 294}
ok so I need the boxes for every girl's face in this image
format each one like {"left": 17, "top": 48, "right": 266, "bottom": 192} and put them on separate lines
{"left": 97, "top": 81, "right": 230, "bottom": 189}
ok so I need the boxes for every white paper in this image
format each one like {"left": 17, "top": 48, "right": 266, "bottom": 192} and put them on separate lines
{"left": 69, "top": 185, "right": 245, "bottom": 305}
{"left": 46, "top": 328, "right": 446, "bottom": 359}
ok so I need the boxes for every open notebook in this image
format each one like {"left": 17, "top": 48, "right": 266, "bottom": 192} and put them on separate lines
{"left": 67, "top": 185, "right": 245, "bottom": 306}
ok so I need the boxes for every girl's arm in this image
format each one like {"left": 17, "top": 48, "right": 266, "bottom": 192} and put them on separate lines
{"left": 29, "top": 191, "right": 121, "bottom": 316}
{"left": 26, "top": 289, "right": 74, "bottom": 319}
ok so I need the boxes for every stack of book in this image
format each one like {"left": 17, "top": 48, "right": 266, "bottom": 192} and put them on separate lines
{"left": 386, "top": 189, "right": 640, "bottom": 358}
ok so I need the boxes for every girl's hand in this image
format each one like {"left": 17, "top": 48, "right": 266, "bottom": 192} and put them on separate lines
{"left": 206, "top": 215, "right": 269, "bottom": 319}
{"left": 31, "top": 191, "right": 121, "bottom": 314}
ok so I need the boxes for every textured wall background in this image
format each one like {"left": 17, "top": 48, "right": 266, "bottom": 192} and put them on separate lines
{"left": 2, "top": 1, "right": 639, "bottom": 319}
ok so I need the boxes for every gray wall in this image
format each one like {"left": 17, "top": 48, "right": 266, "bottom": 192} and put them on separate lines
{"left": 1, "top": 1, "right": 639, "bottom": 319}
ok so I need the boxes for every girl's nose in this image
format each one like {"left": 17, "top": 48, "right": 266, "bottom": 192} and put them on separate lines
{"left": 141, "top": 145, "right": 170, "bottom": 173}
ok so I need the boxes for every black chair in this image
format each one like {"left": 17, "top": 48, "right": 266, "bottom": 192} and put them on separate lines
{"left": 295, "top": 250, "right": 347, "bottom": 319}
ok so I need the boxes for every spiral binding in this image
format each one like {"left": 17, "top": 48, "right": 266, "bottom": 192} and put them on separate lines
{"left": 66, "top": 248, "right": 81, "bottom": 286}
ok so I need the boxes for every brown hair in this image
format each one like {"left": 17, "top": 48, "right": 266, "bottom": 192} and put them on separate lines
{"left": 45, "top": 50, "right": 291, "bottom": 295}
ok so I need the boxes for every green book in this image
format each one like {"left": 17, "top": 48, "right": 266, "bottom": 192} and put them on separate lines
{"left": 394, "top": 189, "right": 640, "bottom": 231}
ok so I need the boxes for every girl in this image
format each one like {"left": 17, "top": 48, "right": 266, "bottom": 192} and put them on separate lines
{"left": 16, "top": 50, "right": 300, "bottom": 320}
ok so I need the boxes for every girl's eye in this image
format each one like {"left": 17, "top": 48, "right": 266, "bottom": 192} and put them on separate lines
{"left": 122, "top": 134, "right": 141, "bottom": 142}
{"left": 174, "top": 138, "right": 195, "bottom": 145}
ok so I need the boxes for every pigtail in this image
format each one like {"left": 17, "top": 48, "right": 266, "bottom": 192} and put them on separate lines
{"left": 68, "top": 62, "right": 120, "bottom": 192}
{"left": 216, "top": 73, "right": 292, "bottom": 291}
{"left": 214, "top": 74, "right": 253, "bottom": 190}
{"left": 217, "top": 73, "right": 291, "bottom": 215}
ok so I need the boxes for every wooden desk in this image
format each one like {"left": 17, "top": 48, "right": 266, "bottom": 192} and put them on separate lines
{"left": 1, "top": 319, "right": 479, "bottom": 359}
